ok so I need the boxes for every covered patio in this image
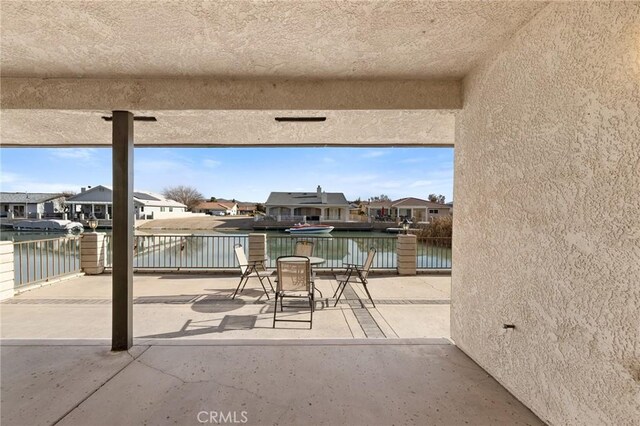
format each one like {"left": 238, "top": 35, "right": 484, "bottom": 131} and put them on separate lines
{"left": 1, "top": 2, "right": 638, "bottom": 425}
{"left": 1, "top": 274, "right": 546, "bottom": 426}
{"left": 2, "top": 340, "right": 543, "bottom": 426}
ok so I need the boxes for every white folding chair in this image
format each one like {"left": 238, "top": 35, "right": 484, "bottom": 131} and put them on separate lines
{"left": 232, "top": 243, "right": 274, "bottom": 299}
{"left": 333, "top": 247, "right": 376, "bottom": 307}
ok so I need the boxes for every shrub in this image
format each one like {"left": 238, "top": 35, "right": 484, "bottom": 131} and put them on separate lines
{"left": 416, "top": 216, "right": 452, "bottom": 246}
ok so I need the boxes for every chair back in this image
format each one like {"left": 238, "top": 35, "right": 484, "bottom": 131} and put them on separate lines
{"left": 276, "top": 256, "right": 311, "bottom": 292}
{"left": 360, "top": 247, "right": 377, "bottom": 280}
{"left": 234, "top": 244, "right": 248, "bottom": 274}
{"left": 294, "top": 240, "right": 314, "bottom": 257}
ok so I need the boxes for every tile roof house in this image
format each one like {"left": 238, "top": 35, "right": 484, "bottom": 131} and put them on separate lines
{"left": 66, "top": 185, "right": 187, "bottom": 219}
{"left": 194, "top": 201, "right": 238, "bottom": 216}
{"left": 237, "top": 203, "right": 257, "bottom": 214}
{"left": 366, "top": 197, "right": 451, "bottom": 222}
{"left": 265, "top": 186, "right": 350, "bottom": 221}
{"left": 0, "top": 192, "right": 66, "bottom": 218}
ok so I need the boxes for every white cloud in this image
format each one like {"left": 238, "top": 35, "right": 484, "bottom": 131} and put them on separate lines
{"left": 49, "top": 148, "right": 97, "bottom": 160}
{"left": 0, "top": 171, "right": 82, "bottom": 193}
{"left": 361, "top": 150, "right": 386, "bottom": 159}
{"left": 0, "top": 171, "right": 21, "bottom": 185}
{"left": 202, "top": 159, "right": 221, "bottom": 168}
{"left": 400, "top": 158, "right": 425, "bottom": 164}
{"left": 409, "top": 180, "right": 433, "bottom": 188}
{"left": 135, "top": 159, "right": 188, "bottom": 173}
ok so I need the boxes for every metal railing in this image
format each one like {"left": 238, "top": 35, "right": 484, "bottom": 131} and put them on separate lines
{"left": 101, "top": 234, "right": 452, "bottom": 271}
{"left": 266, "top": 235, "right": 398, "bottom": 269}
{"left": 13, "top": 236, "right": 81, "bottom": 288}
{"left": 416, "top": 237, "right": 452, "bottom": 269}
{"left": 104, "top": 234, "right": 248, "bottom": 269}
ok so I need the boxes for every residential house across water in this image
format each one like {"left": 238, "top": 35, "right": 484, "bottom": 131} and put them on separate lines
{"left": 366, "top": 197, "right": 451, "bottom": 222}
{"left": 66, "top": 185, "right": 187, "bottom": 219}
{"left": 194, "top": 201, "right": 238, "bottom": 216}
{"left": 0, "top": 192, "right": 66, "bottom": 219}
{"left": 237, "top": 203, "right": 257, "bottom": 215}
{"left": 265, "top": 186, "right": 350, "bottom": 221}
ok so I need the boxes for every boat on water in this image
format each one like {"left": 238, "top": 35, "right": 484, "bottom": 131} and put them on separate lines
{"left": 385, "top": 227, "right": 403, "bottom": 233}
{"left": 285, "top": 223, "right": 334, "bottom": 234}
{"left": 12, "top": 219, "right": 84, "bottom": 234}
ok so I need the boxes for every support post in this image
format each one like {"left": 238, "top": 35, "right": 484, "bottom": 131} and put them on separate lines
{"left": 112, "top": 111, "right": 134, "bottom": 351}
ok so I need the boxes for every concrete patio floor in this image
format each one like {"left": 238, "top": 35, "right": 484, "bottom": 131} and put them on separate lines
{"left": 0, "top": 274, "right": 543, "bottom": 425}
{"left": 1, "top": 273, "right": 451, "bottom": 340}
{"left": 1, "top": 341, "right": 543, "bottom": 426}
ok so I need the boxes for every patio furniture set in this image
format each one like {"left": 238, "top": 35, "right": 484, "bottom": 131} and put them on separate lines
{"left": 231, "top": 241, "right": 376, "bottom": 329}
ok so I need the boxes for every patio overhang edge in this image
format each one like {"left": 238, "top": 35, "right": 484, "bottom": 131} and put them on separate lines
{"left": 0, "top": 77, "right": 462, "bottom": 111}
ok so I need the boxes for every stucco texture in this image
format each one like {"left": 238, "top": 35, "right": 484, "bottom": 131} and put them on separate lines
{"left": 0, "top": 1, "right": 545, "bottom": 79}
{"left": 452, "top": 3, "right": 640, "bottom": 425}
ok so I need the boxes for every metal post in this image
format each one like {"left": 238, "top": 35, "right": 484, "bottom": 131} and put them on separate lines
{"left": 112, "top": 111, "right": 134, "bottom": 351}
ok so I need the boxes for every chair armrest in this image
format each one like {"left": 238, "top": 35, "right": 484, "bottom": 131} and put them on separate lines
{"left": 344, "top": 264, "right": 364, "bottom": 273}
{"left": 248, "top": 259, "right": 270, "bottom": 269}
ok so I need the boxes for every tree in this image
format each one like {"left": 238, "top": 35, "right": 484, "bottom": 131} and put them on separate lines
{"left": 162, "top": 185, "right": 204, "bottom": 211}
{"left": 58, "top": 190, "right": 77, "bottom": 212}
{"left": 209, "top": 196, "right": 217, "bottom": 202}
{"left": 369, "top": 194, "right": 391, "bottom": 202}
{"left": 428, "top": 194, "right": 446, "bottom": 204}
{"left": 255, "top": 203, "right": 266, "bottom": 213}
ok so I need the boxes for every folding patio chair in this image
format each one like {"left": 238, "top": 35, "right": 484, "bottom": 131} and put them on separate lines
{"left": 273, "top": 256, "right": 314, "bottom": 329}
{"left": 333, "top": 247, "right": 376, "bottom": 307}
{"left": 232, "top": 243, "right": 274, "bottom": 299}
{"left": 294, "top": 240, "right": 314, "bottom": 257}
{"left": 294, "top": 239, "right": 323, "bottom": 296}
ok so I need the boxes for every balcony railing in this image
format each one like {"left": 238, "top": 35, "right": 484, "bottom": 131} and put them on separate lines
{"left": 265, "top": 235, "right": 398, "bottom": 269}
{"left": 416, "top": 237, "right": 452, "bottom": 269}
{"left": 101, "top": 234, "right": 451, "bottom": 271}
{"left": 104, "top": 234, "right": 249, "bottom": 269}
{"left": 13, "top": 236, "right": 81, "bottom": 288}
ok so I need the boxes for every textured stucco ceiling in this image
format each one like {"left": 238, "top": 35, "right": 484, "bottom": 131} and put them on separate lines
{"left": 0, "top": 109, "right": 454, "bottom": 146}
{"left": 1, "top": 1, "right": 547, "bottom": 79}
{"left": 0, "top": 1, "right": 546, "bottom": 147}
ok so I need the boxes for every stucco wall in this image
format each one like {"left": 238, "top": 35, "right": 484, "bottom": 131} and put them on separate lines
{"left": 452, "top": 3, "right": 640, "bottom": 425}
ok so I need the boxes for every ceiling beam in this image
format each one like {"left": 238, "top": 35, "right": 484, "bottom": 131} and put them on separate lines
{"left": 1, "top": 78, "right": 462, "bottom": 111}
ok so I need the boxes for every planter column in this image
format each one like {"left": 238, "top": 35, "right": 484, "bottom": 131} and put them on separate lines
{"left": 81, "top": 232, "right": 106, "bottom": 275}
{"left": 397, "top": 234, "right": 417, "bottom": 276}
{"left": 0, "top": 241, "right": 14, "bottom": 301}
{"left": 248, "top": 233, "right": 267, "bottom": 263}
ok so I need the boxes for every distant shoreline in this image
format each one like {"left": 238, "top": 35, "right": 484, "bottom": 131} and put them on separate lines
{"left": 135, "top": 215, "right": 255, "bottom": 231}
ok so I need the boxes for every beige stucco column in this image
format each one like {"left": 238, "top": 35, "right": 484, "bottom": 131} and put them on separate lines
{"left": 81, "top": 232, "right": 106, "bottom": 275}
{"left": 0, "top": 241, "right": 15, "bottom": 301}
{"left": 248, "top": 233, "right": 267, "bottom": 263}
{"left": 397, "top": 234, "right": 417, "bottom": 276}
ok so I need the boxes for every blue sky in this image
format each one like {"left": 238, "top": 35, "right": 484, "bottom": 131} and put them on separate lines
{"left": 0, "top": 147, "right": 453, "bottom": 202}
